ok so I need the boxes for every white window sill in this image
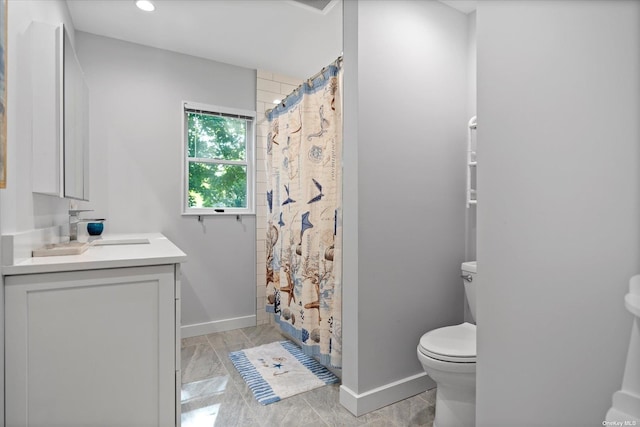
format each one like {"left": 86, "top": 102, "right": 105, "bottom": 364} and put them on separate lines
{"left": 182, "top": 211, "right": 256, "bottom": 217}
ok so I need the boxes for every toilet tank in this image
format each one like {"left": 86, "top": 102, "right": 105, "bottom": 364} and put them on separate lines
{"left": 462, "top": 261, "right": 477, "bottom": 321}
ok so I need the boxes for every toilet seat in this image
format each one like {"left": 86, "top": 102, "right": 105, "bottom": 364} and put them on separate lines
{"left": 419, "top": 322, "right": 476, "bottom": 363}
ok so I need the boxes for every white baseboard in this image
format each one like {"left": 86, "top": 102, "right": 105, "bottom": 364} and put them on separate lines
{"left": 181, "top": 315, "right": 256, "bottom": 338}
{"left": 339, "top": 372, "right": 435, "bottom": 416}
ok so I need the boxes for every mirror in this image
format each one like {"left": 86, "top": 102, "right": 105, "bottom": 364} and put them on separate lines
{"left": 63, "top": 26, "right": 89, "bottom": 200}
{"left": 30, "top": 21, "right": 89, "bottom": 200}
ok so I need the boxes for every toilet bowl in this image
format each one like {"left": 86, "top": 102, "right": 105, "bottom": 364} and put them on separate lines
{"left": 417, "top": 262, "right": 477, "bottom": 427}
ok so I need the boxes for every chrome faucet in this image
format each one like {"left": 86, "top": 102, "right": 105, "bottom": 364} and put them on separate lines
{"left": 69, "top": 209, "right": 106, "bottom": 242}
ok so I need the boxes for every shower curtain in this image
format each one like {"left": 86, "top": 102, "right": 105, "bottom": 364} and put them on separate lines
{"left": 265, "top": 58, "right": 343, "bottom": 368}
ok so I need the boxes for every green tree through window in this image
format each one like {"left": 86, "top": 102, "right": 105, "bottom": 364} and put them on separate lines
{"left": 184, "top": 103, "right": 254, "bottom": 213}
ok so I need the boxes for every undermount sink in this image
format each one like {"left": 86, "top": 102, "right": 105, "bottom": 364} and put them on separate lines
{"left": 91, "top": 238, "right": 150, "bottom": 246}
{"left": 32, "top": 242, "right": 89, "bottom": 257}
{"left": 32, "top": 238, "right": 150, "bottom": 257}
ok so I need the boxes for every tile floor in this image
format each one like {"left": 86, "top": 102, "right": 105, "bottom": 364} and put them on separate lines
{"left": 181, "top": 324, "right": 436, "bottom": 427}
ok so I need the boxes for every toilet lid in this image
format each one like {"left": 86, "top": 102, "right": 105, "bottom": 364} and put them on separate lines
{"left": 419, "top": 322, "right": 476, "bottom": 362}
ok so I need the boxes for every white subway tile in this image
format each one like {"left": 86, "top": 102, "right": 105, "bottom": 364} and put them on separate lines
{"left": 257, "top": 90, "right": 282, "bottom": 104}
{"left": 280, "top": 83, "right": 299, "bottom": 95}
{"left": 258, "top": 110, "right": 270, "bottom": 122}
{"left": 272, "top": 73, "right": 303, "bottom": 87}
{"left": 257, "top": 69, "right": 273, "bottom": 80}
{"left": 257, "top": 78, "right": 281, "bottom": 94}
{"left": 257, "top": 124, "right": 269, "bottom": 136}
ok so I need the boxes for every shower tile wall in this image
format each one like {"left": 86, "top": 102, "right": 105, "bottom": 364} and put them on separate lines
{"left": 255, "top": 70, "right": 303, "bottom": 325}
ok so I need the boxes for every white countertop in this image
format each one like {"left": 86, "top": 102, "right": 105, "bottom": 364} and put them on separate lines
{"left": 2, "top": 233, "right": 187, "bottom": 276}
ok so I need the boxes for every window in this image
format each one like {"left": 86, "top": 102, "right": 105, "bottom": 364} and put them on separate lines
{"left": 182, "top": 102, "right": 255, "bottom": 215}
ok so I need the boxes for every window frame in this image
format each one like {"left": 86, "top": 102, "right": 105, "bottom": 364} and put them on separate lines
{"left": 181, "top": 101, "right": 256, "bottom": 216}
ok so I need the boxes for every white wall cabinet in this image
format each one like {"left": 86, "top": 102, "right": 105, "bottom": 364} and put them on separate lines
{"left": 5, "top": 264, "right": 181, "bottom": 426}
{"left": 30, "top": 21, "right": 89, "bottom": 200}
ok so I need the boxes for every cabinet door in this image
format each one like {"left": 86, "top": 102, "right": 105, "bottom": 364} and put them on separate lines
{"left": 5, "top": 265, "right": 176, "bottom": 427}
{"left": 30, "top": 21, "right": 63, "bottom": 197}
{"left": 29, "top": 21, "right": 90, "bottom": 200}
{"left": 63, "top": 26, "right": 90, "bottom": 201}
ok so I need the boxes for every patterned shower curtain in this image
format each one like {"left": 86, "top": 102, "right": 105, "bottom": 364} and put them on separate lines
{"left": 265, "top": 59, "right": 342, "bottom": 368}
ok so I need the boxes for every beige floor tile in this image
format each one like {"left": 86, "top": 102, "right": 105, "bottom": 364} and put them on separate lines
{"left": 182, "top": 342, "right": 226, "bottom": 384}
{"left": 206, "top": 329, "right": 251, "bottom": 349}
{"left": 377, "top": 393, "right": 434, "bottom": 427}
{"left": 184, "top": 328, "right": 435, "bottom": 427}
{"left": 241, "top": 324, "right": 287, "bottom": 346}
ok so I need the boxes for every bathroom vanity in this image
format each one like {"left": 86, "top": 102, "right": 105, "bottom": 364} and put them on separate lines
{"left": 2, "top": 233, "right": 186, "bottom": 426}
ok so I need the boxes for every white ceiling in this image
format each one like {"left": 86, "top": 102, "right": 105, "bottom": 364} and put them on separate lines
{"left": 65, "top": 0, "right": 343, "bottom": 79}
{"left": 66, "top": 0, "right": 475, "bottom": 80}
{"left": 438, "top": 0, "right": 477, "bottom": 14}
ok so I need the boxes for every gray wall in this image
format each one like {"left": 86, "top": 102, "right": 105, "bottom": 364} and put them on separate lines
{"left": 1, "top": 0, "right": 75, "bottom": 234}
{"left": 75, "top": 33, "right": 257, "bottom": 328}
{"left": 465, "top": 10, "right": 477, "bottom": 262}
{"left": 467, "top": 11, "right": 476, "bottom": 122}
{"left": 476, "top": 1, "right": 640, "bottom": 425}
{"left": 342, "top": 0, "right": 469, "bottom": 396}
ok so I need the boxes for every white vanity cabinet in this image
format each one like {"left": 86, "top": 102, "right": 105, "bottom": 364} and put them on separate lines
{"left": 2, "top": 234, "right": 186, "bottom": 427}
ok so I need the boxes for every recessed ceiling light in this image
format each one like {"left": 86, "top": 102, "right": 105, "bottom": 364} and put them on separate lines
{"left": 273, "top": 99, "right": 281, "bottom": 104}
{"left": 135, "top": 0, "right": 155, "bottom": 12}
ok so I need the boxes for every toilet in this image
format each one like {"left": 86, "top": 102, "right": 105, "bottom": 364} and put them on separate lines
{"left": 417, "top": 261, "right": 477, "bottom": 427}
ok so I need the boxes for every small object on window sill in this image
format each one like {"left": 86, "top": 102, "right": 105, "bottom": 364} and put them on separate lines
{"left": 214, "top": 209, "right": 225, "bottom": 213}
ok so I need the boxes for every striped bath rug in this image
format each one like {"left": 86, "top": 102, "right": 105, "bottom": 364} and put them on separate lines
{"left": 228, "top": 340, "right": 339, "bottom": 405}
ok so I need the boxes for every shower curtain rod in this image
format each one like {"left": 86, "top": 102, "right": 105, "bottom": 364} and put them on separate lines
{"left": 266, "top": 56, "right": 343, "bottom": 114}
{"left": 306, "top": 55, "right": 343, "bottom": 83}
